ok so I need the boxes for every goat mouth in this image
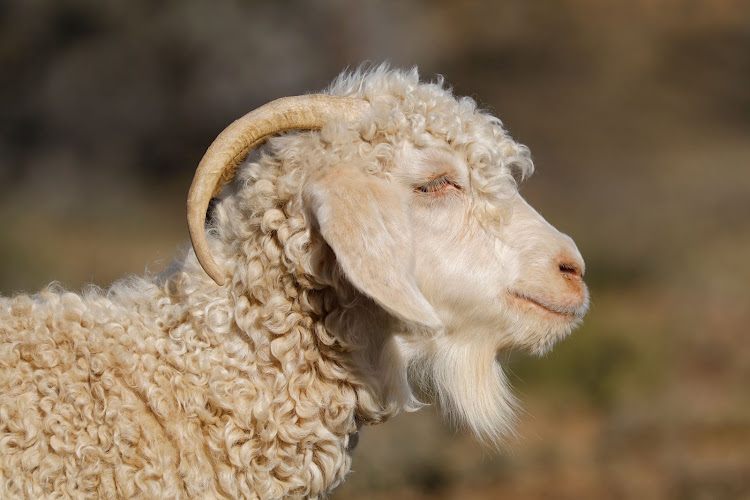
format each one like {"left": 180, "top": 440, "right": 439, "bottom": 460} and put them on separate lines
{"left": 510, "top": 292, "right": 585, "bottom": 319}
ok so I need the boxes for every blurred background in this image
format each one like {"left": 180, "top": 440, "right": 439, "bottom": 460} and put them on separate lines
{"left": 1, "top": 0, "right": 749, "bottom": 498}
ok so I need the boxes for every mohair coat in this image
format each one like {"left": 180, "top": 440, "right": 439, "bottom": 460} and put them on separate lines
{"left": 0, "top": 66, "right": 540, "bottom": 499}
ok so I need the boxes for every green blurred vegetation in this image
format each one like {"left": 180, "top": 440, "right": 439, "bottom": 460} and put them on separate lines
{"left": 2, "top": 0, "right": 749, "bottom": 498}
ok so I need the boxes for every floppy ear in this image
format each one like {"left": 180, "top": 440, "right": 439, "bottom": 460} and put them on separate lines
{"left": 305, "top": 165, "right": 442, "bottom": 330}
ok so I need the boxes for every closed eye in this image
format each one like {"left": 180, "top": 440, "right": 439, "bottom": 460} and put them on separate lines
{"left": 416, "top": 176, "right": 454, "bottom": 194}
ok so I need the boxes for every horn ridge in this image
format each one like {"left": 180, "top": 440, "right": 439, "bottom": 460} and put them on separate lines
{"left": 187, "top": 94, "right": 369, "bottom": 285}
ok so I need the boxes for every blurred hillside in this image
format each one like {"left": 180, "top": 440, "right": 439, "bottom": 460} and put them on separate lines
{"left": 1, "top": 1, "right": 749, "bottom": 498}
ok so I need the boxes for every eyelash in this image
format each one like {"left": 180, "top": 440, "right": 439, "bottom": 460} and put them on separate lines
{"left": 417, "top": 176, "right": 453, "bottom": 194}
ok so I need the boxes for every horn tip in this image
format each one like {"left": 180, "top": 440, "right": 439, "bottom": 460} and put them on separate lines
{"left": 205, "top": 261, "right": 226, "bottom": 286}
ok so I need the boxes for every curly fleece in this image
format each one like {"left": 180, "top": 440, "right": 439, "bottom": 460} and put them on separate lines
{"left": 0, "top": 66, "right": 531, "bottom": 499}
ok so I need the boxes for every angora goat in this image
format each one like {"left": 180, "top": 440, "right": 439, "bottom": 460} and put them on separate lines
{"left": 0, "top": 66, "right": 589, "bottom": 499}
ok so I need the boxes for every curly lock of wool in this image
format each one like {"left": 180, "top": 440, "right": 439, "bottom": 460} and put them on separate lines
{"left": 0, "top": 65, "right": 589, "bottom": 499}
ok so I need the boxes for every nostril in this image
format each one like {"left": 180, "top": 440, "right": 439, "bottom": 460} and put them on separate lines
{"left": 558, "top": 261, "right": 583, "bottom": 279}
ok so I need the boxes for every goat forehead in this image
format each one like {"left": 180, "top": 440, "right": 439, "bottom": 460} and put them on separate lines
{"left": 327, "top": 69, "right": 514, "bottom": 146}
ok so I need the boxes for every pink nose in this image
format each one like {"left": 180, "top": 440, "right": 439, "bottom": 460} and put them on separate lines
{"left": 557, "top": 255, "right": 584, "bottom": 280}
{"left": 555, "top": 254, "right": 587, "bottom": 308}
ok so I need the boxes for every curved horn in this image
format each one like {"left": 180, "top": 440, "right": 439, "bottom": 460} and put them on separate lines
{"left": 187, "top": 94, "right": 370, "bottom": 285}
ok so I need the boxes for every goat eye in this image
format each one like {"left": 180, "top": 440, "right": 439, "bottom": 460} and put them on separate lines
{"left": 417, "top": 177, "right": 452, "bottom": 194}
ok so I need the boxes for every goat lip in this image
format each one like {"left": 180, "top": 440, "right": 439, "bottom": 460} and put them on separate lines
{"left": 510, "top": 292, "right": 585, "bottom": 319}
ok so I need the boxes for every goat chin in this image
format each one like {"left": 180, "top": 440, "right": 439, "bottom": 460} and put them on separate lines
{"left": 411, "top": 335, "right": 519, "bottom": 447}
{"left": 380, "top": 308, "right": 582, "bottom": 447}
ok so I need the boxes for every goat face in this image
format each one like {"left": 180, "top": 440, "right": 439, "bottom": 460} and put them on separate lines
{"left": 305, "top": 138, "right": 588, "bottom": 354}
{"left": 301, "top": 133, "right": 589, "bottom": 445}
{"left": 399, "top": 143, "right": 589, "bottom": 356}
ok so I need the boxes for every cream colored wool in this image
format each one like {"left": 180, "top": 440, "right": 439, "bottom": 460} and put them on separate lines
{"left": 0, "top": 65, "right": 588, "bottom": 499}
